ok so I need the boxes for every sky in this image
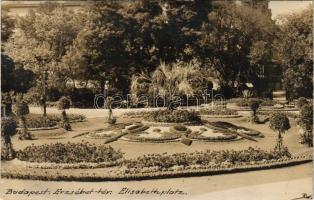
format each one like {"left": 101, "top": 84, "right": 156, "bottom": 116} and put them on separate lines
{"left": 3, "top": 0, "right": 313, "bottom": 18}
{"left": 269, "top": 1, "right": 312, "bottom": 19}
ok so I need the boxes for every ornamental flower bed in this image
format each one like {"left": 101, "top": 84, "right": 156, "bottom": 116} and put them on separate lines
{"left": 14, "top": 114, "right": 86, "bottom": 129}
{"left": 123, "top": 131, "right": 181, "bottom": 142}
{"left": 2, "top": 149, "right": 312, "bottom": 181}
{"left": 198, "top": 108, "right": 238, "bottom": 116}
{"left": 148, "top": 110, "right": 201, "bottom": 123}
{"left": 207, "top": 121, "right": 262, "bottom": 137}
{"left": 123, "top": 147, "right": 291, "bottom": 174}
{"left": 16, "top": 142, "right": 123, "bottom": 164}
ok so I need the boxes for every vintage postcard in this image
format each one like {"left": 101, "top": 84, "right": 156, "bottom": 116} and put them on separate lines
{"left": 1, "top": 0, "right": 313, "bottom": 199}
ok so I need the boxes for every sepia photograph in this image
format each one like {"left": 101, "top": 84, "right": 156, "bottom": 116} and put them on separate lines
{"left": 0, "top": 0, "right": 313, "bottom": 199}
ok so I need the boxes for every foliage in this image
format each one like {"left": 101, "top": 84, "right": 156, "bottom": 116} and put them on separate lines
{"left": 199, "top": 2, "right": 277, "bottom": 96}
{"left": 4, "top": 3, "right": 83, "bottom": 107}
{"left": 298, "top": 103, "right": 313, "bottom": 147}
{"left": 13, "top": 114, "right": 85, "bottom": 129}
{"left": 13, "top": 99, "right": 30, "bottom": 117}
{"left": 297, "top": 97, "right": 308, "bottom": 109}
{"left": 16, "top": 142, "right": 123, "bottom": 164}
{"left": 57, "top": 96, "right": 71, "bottom": 110}
{"left": 1, "top": 117, "right": 17, "bottom": 160}
{"left": 198, "top": 108, "right": 238, "bottom": 116}
{"left": 125, "top": 147, "right": 291, "bottom": 171}
{"left": 148, "top": 109, "right": 201, "bottom": 123}
{"left": 274, "top": 7, "right": 313, "bottom": 100}
{"left": 131, "top": 59, "right": 209, "bottom": 108}
{"left": 1, "top": 117, "right": 17, "bottom": 139}
{"left": 269, "top": 112, "right": 291, "bottom": 134}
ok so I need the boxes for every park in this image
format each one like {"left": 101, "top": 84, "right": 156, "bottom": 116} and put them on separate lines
{"left": 1, "top": 0, "right": 313, "bottom": 199}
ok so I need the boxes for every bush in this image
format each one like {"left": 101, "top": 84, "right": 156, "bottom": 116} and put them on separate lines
{"left": 198, "top": 108, "right": 238, "bottom": 116}
{"left": 1, "top": 117, "right": 17, "bottom": 138}
{"left": 124, "top": 147, "right": 291, "bottom": 172}
{"left": 148, "top": 109, "right": 201, "bottom": 123}
{"left": 269, "top": 112, "right": 291, "bottom": 134}
{"left": 16, "top": 142, "right": 123, "bottom": 164}
{"left": 57, "top": 96, "right": 71, "bottom": 110}
{"left": 297, "top": 97, "right": 308, "bottom": 109}
{"left": 1, "top": 117, "right": 17, "bottom": 160}
{"left": 13, "top": 100, "right": 29, "bottom": 117}
{"left": 298, "top": 103, "right": 313, "bottom": 147}
{"left": 16, "top": 114, "right": 86, "bottom": 129}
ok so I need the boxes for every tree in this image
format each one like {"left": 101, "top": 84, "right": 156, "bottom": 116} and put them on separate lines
{"left": 57, "top": 96, "right": 72, "bottom": 131}
{"left": 298, "top": 103, "right": 313, "bottom": 147}
{"left": 249, "top": 98, "right": 261, "bottom": 123}
{"left": 297, "top": 97, "right": 308, "bottom": 109}
{"left": 1, "top": 117, "right": 17, "bottom": 160}
{"left": 274, "top": 7, "right": 313, "bottom": 100}
{"left": 199, "top": 2, "right": 277, "bottom": 97}
{"left": 131, "top": 59, "right": 207, "bottom": 109}
{"left": 269, "top": 112, "right": 291, "bottom": 152}
{"left": 5, "top": 3, "right": 81, "bottom": 116}
{"left": 13, "top": 97, "right": 31, "bottom": 140}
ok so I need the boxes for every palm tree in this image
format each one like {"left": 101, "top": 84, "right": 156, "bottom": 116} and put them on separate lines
{"left": 132, "top": 60, "right": 208, "bottom": 110}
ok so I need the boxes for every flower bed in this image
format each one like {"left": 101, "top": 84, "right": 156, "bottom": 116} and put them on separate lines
{"left": 148, "top": 110, "right": 201, "bottom": 123}
{"left": 123, "top": 131, "right": 181, "bottom": 143}
{"left": 86, "top": 124, "right": 127, "bottom": 139}
{"left": 11, "top": 158, "right": 124, "bottom": 169}
{"left": 188, "top": 127, "right": 238, "bottom": 141}
{"left": 14, "top": 114, "right": 86, "bottom": 129}
{"left": 207, "top": 121, "right": 262, "bottom": 138}
{"left": 3, "top": 148, "right": 311, "bottom": 181}
{"left": 198, "top": 108, "right": 239, "bottom": 116}
{"left": 16, "top": 142, "right": 123, "bottom": 164}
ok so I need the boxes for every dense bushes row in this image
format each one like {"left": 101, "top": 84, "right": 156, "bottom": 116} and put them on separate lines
{"left": 16, "top": 142, "right": 123, "bottom": 164}
{"left": 123, "top": 147, "right": 291, "bottom": 174}
{"left": 14, "top": 114, "right": 86, "bottom": 128}
{"left": 198, "top": 108, "right": 238, "bottom": 116}
{"left": 148, "top": 110, "right": 201, "bottom": 123}
{"left": 228, "top": 98, "right": 279, "bottom": 107}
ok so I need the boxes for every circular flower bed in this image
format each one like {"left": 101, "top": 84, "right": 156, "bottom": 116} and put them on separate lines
{"left": 16, "top": 142, "right": 123, "bottom": 164}
{"left": 169, "top": 125, "right": 191, "bottom": 135}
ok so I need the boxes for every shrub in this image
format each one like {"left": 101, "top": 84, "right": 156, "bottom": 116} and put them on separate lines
{"left": 148, "top": 109, "right": 201, "bottom": 123}
{"left": 16, "top": 142, "right": 123, "bottom": 164}
{"left": 1, "top": 117, "right": 17, "bottom": 160}
{"left": 124, "top": 147, "right": 291, "bottom": 172}
{"left": 13, "top": 99, "right": 31, "bottom": 140}
{"left": 297, "top": 97, "right": 308, "bottom": 109}
{"left": 57, "top": 96, "right": 71, "bottom": 110}
{"left": 57, "top": 96, "right": 72, "bottom": 131}
{"left": 198, "top": 108, "right": 238, "bottom": 116}
{"left": 269, "top": 112, "right": 291, "bottom": 152}
{"left": 249, "top": 99, "right": 261, "bottom": 123}
{"left": 298, "top": 103, "right": 313, "bottom": 147}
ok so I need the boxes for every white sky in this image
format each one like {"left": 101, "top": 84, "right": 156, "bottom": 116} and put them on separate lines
{"left": 269, "top": 1, "right": 312, "bottom": 19}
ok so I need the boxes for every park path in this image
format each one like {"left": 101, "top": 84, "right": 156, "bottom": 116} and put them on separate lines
{"left": 0, "top": 163, "right": 312, "bottom": 200}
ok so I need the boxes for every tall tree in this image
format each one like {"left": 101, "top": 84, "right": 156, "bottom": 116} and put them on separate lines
{"left": 5, "top": 3, "right": 81, "bottom": 115}
{"left": 199, "top": 2, "right": 277, "bottom": 97}
{"left": 273, "top": 7, "right": 313, "bottom": 100}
